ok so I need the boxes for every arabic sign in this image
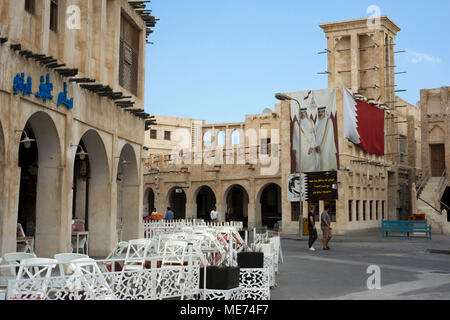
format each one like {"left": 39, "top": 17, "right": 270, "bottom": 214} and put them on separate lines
{"left": 13, "top": 73, "right": 73, "bottom": 110}
{"left": 288, "top": 171, "right": 338, "bottom": 202}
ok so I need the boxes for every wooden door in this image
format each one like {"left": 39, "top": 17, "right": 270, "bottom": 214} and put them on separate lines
{"left": 430, "top": 144, "right": 446, "bottom": 177}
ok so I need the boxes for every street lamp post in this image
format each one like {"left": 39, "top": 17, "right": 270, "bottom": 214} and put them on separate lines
{"left": 275, "top": 93, "right": 303, "bottom": 239}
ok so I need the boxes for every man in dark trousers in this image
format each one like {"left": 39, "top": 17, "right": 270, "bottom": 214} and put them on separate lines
{"left": 308, "top": 205, "right": 318, "bottom": 251}
{"left": 321, "top": 205, "right": 332, "bottom": 250}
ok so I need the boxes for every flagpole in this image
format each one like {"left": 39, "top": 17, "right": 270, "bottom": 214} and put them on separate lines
{"left": 275, "top": 93, "right": 303, "bottom": 240}
{"left": 292, "top": 98, "right": 303, "bottom": 240}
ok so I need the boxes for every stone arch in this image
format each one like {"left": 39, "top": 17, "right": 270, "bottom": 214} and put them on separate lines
{"left": 429, "top": 125, "right": 445, "bottom": 143}
{"left": 17, "top": 111, "right": 62, "bottom": 257}
{"left": 117, "top": 143, "right": 140, "bottom": 241}
{"left": 231, "top": 130, "right": 240, "bottom": 145}
{"left": 217, "top": 130, "right": 226, "bottom": 146}
{"left": 72, "top": 129, "right": 111, "bottom": 256}
{"left": 203, "top": 131, "right": 212, "bottom": 147}
{"left": 257, "top": 183, "right": 282, "bottom": 230}
{"left": 166, "top": 186, "right": 187, "bottom": 220}
{"left": 194, "top": 185, "right": 217, "bottom": 221}
{"left": 223, "top": 184, "right": 249, "bottom": 227}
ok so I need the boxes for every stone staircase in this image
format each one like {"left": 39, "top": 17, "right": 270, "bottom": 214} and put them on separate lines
{"left": 417, "top": 177, "right": 448, "bottom": 235}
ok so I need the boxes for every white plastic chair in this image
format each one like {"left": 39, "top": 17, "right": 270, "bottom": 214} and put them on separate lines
{"left": 54, "top": 253, "right": 89, "bottom": 276}
{"left": 67, "top": 258, "right": 115, "bottom": 300}
{"left": 3, "top": 252, "right": 37, "bottom": 279}
{"left": 161, "top": 240, "right": 189, "bottom": 266}
{"left": 123, "top": 239, "right": 152, "bottom": 271}
{"left": 13, "top": 258, "right": 57, "bottom": 300}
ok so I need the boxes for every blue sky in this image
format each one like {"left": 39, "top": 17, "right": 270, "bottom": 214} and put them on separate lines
{"left": 144, "top": 0, "right": 450, "bottom": 123}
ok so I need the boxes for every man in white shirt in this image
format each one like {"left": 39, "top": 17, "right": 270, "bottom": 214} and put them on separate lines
{"left": 210, "top": 206, "right": 219, "bottom": 222}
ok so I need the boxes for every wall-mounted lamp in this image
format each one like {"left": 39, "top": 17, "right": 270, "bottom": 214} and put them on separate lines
{"left": 71, "top": 144, "right": 89, "bottom": 160}
{"left": 15, "top": 130, "right": 36, "bottom": 149}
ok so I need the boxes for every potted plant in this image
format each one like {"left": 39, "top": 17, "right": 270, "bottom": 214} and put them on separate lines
{"left": 237, "top": 246, "right": 264, "bottom": 268}
{"left": 199, "top": 262, "right": 240, "bottom": 290}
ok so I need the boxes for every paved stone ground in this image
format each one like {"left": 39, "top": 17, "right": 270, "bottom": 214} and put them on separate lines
{"left": 270, "top": 229, "right": 450, "bottom": 300}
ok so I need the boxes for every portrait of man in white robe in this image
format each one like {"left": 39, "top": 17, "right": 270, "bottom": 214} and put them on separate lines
{"left": 315, "top": 106, "right": 337, "bottom": 171}
{"left": 299, "top": 108, "right": 319, "bottom": 173}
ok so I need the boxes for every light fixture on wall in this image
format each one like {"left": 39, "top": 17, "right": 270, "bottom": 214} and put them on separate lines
{"left": 71, "top": 144, "right": 89, "bottom": 160}
{"left": 15, "top": 130, "right": 36, "bottom": 149}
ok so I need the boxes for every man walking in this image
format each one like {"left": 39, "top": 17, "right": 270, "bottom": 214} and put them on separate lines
{"left": 321, "top": 205, "right": 332, "bottom": 250}
{"left": 308, "top": 205, "right": 318, "bottom": 251}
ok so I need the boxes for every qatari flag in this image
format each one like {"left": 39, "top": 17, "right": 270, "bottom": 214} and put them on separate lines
{"left": 343, "top": 88, "right": 385, "bottom": 156}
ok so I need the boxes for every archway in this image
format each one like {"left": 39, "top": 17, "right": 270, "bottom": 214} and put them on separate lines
{"left": 167, "top": 187, "right": 186, "bottom": 219}
{"left": 116, "top": 143, "right": 139, "bottom": 241}
{"left": 17, "top": 112, "right": 61, "bottom": 256}
{"left": 72, "top": 129, "right": 110, "bottom": 255}
{"left": 143, "top": 188, "right": 155, "bottom": 217}
{"left": 195, "top": 186, "right": 216, "bottom": 221}
{"left": 258, "top": 183, "right": 282, "bottom": 230}
{"left": 224, "top": 185, "right": 249, "bottom": 228}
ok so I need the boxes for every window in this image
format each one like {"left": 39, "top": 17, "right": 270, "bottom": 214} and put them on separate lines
{"left": 217, "top": 131, "right": 226, "bottom": 146}
{"left": 376, "top": 201, "right": 379, "bottom": 220}
{"left": 25, "top": 0, "right": 35, "bottom": 14}
{"left": 119, "top": 14, "right": 140, "bottom": 95}
{"left": 356, "top": 200, "right": 360, "bottom": 221}
{"left": 399, "top": 135, "right": 407, "bottom": 154}
{"left": 164, "top": 131, "right": 171, "bottom": 141}
{"left": 203, "top": 132, "right": 212, "bottom": 147}
{"left": 363, "top": 201, "right": 367, "bottom": 221}
{"left": 261, "top": 138, "right": 271, "bottom": 155}
{"left": 370, "top": 201, "right": 373, "bottom": 220}
{"left": 50, "top": 0, "right": 58, "bottom": 32}
{"left": 150, "top": 130, "right": 157, "bottom": 140}
{"left": 348, "top": 200, "right": 353, "bottom": 222}
{"left": 324, "top": 201, "right": 336, "bottom": 223}
{"left": 382, "top": 201, "right": 385, "bottom": 220}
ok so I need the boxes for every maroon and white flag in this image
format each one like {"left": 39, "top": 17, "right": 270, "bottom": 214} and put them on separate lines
{"left": 343, "top": 88, "right": 385, "bottom": 156}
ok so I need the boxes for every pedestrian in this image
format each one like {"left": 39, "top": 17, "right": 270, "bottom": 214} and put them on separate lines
{"left": 210, "top": 206, "right": 219, "bottom": 222}
{"left": 321, "top": 205, "right": 332, "bottom": 250}
{"left": 165, "top": 207, "right": 174, "bottom": 221}
{"left": 308, "top": 205, "right": 318, "bottom": 251}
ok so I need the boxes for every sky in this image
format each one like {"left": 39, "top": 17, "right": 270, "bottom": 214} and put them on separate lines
{"left": 144, "top": 0, "right": 450, "bottom": 124}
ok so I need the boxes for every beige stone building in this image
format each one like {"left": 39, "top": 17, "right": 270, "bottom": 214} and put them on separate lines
{"left": 144, "top": 16, "right": 425, "bottom": 236}
{"left": 417, "top": 87, "right": 450, "bottom": 234}
{"left": 0, "top": 0, "right": 157, "bottom": 257}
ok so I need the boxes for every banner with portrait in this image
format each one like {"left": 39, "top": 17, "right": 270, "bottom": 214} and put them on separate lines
{"left": 289, "top": 88, "right": 339, "bottom": 174}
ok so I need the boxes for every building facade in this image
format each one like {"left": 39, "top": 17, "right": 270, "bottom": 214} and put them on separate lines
{"left": 0, "top": 0, "right": 156, "bottom": 257}
{"left": 143, "top": 16, "right": 423, "bottom": 236}
{"left": 417, "top": 87, "right": 450, "bottom": 234}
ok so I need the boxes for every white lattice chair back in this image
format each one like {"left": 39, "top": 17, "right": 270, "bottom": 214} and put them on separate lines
{"left": 67, "top": 258, "right": 114, "bottom": 299}
{"left": 123, "top": 239, "right": 152, "bottom": 270}
{"left": 105, "top": 241, "right": 129, "bottom": 260}
{"left": 161, "top": 240, "right": 188, "bottom": 266}
{"left": 16, "top": 258, "right": 57, "bottom": 280}
{"left": 157, "top": 234, "right": 178, "bottom": 252}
